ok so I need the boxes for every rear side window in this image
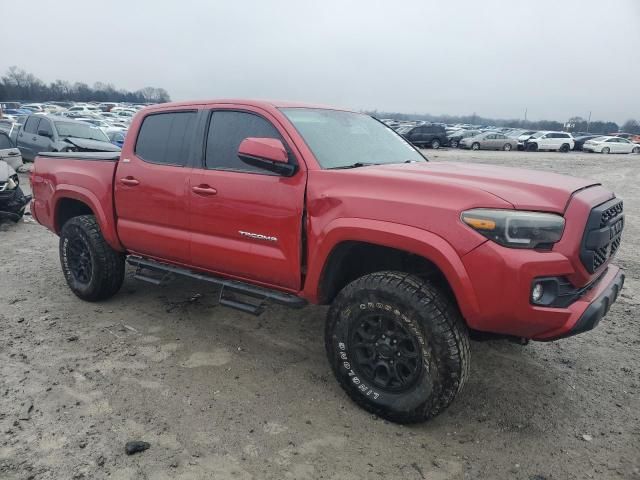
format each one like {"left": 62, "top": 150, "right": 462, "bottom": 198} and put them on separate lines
{"left": 205, "top": 111, "right": 283, "bottom": 174}
{"left": 24, "top": 116, "right": 41, "bottom": 134}
{"left": 135, "top": 111, "right": 196, "bottom": 166}
{"left": 0, "top": 133, "right": 12, "bottom": 149}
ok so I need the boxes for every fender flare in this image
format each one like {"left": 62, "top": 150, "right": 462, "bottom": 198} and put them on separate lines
{"left": 52, "top": 184, "right": 124, "bottom": 251}
{"left": 303, "top": 218, "right": 481, "bottom": 322}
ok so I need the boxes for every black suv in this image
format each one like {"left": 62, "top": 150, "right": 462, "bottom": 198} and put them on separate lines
{"left": 397, "top": 123, "right": 448, "bottom": 149}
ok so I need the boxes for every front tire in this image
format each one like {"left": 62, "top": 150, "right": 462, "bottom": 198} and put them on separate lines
{"left": 503, "top": 143, "right": 513, "bottom": 151}
{"left": 431, "top": 139, "right": 441, "bottom": 149}
{"left": 559, "top": 144, "right": 570, "bottom": 153}
{"left": 59, "top": 215, "right": 125, "bottom": 301}
{"left": 450, "top": 139, "right": 458, "bottom": 148}
{"left": 601, "top": 147, "right": 610, "bottom": 154}
{"left": 471, "top": 142, "right": 480, "bottom": 151}
{"left": 325, "top": 272, "right": 470, "bottom": 424}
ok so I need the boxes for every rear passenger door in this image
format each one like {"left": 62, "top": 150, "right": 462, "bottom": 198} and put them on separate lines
{"left": 188, "top": 108, "right": 306, "bottom": 291}
{"left": 17, "top": 116, "right": 41, "bottom": 160}
{"left": 114, "top": 109, "right": 198, "bottom": 264}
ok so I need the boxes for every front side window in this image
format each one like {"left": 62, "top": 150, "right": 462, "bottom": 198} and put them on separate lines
{"left": 38, "top": 119, "right": 53, "bottom": 136}
{"left": 205, "top": 110, "right": 284, "bottom": 174}
{"left": 281, "top": 108, "right": 424, "bottom": 169}
{"left": 135, "top": 111, "right": 196, "bottom": 165}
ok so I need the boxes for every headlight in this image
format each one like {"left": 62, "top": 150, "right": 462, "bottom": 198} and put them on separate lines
{"left": 461, "top": 209, "right": 565, "bottom": 249}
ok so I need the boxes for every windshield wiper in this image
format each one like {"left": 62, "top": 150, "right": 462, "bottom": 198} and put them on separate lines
{"left": 329, "top": 162, "right": 379, "bottom": 170}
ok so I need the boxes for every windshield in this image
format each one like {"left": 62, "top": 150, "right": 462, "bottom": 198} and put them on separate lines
{"left": 54, "top": 122, "right": 110, "bottom": 142}
{"left": 280, "top": 108, "right": 425, "bottom": 169}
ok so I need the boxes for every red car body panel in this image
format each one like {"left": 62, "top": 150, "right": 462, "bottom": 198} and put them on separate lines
{"left": 30, "top": 99, "right": 623, "bottom": 341}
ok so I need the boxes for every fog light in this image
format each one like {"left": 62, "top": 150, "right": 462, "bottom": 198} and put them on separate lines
{"left": 531, "top": 283, "right": 544, "bottom": 303}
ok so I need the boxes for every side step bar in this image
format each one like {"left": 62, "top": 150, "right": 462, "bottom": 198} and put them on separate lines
{"left": 127, "top": 256, "right": 307, "bottom": 315}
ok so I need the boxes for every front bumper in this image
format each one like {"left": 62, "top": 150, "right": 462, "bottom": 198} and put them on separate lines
{"left": 461, "top": 240, "right": 624, "bottom": 341}
{"left": 540, "top": 268, "right": 624, "bottom": 340}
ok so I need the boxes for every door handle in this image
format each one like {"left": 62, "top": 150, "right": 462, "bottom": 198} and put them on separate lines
{"left": 192, "top": 185, "right": 217, "bottom": 196}
{"left": 120, "top": 177, "right": 140, "bottom": 186}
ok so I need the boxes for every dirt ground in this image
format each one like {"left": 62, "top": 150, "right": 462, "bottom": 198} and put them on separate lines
{"left": 1, "top": 149, "right": 638, "bottom": 480}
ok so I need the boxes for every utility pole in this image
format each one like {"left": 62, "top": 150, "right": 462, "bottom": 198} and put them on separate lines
{"left": 524, "top": 108, "right": 528, "bottom": 124}
{"left": 586, "top": 111, "right": 592, "bottom": 133}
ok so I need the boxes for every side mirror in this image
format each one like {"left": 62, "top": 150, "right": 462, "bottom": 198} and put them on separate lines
{"left": 238, "top": 137, "right": 296, "bottom": 176}
{"left": 38, "top": 130, "right": 52, "bottom": 138}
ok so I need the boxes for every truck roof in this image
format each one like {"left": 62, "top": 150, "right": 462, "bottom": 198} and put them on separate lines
{"left": 141, "top": 99, "right": 352, "bottom": 113}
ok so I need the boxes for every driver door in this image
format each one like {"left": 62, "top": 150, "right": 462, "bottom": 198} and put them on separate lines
{"left": 189, "top": 107, "right": 306, "bottom": 291}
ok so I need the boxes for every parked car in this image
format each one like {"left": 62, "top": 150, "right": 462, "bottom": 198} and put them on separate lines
{"left": 106, "top": 129, "right": 126, "bottom": 148}
{"left": 0, "top": 159, "right": 30, "bottom": 222}
{"left": 583, "top": 136, "right": 640, "bottom": 154}
{"left": 459, "top": 132, "right": 518, "bottom": 151}
{"left": 573, "top": 135, "right": 601, "bottom": 151}
{"left": 397, "top": 123, "right": 449, "bottom": 148}
{"left": 610, "top": 132, "right": 640, "bottom": 144}
{"left": 0, "top": 131, "right": 23, "bottom": 171}
{"left": 16, "top": 115, "right": 120, "bottom": 160}
{"left": 30, "top": 99, "right": 625, "bottom": 424}
{"left": 447, "top": 130, "right": 480, "bottom": 148}
{"left": 524, "top": 131, "right": 574, "bottom": 152}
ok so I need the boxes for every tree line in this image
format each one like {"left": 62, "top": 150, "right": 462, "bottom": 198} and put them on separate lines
{"left": 0, "top": 66, "right": 171, "bottom": 104}
{"left": 368, "top": 110, "right": 640, "bottom": 135}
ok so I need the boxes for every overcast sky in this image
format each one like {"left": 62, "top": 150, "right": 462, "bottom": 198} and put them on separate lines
{"left": 3, "top": 0, "right": 639, "bottom": 123}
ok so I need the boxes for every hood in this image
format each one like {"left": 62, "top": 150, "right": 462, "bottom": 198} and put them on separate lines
{"left": 62, "top": 137, "right": 122, "bottom": 152}
{"left": 354, "top": 162, "right": 600, "bottom": 213}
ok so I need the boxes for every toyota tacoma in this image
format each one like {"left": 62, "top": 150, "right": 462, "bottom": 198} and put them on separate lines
{"left": 30, "top": 100, "right": 625, "bottom": 423}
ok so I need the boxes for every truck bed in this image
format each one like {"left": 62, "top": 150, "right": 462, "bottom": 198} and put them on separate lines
{"left": 37, "top": 152, "right": 121, "bottom": 161}
{"left": 30, "top": 152, "right": 123, "bottom": 250}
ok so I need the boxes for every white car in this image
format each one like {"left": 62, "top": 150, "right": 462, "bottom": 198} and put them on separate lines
{"left": 0, "top": 131, "right": 24, "bottom": 171}
{"left": 583, "top": 136, "right": 640, "bottom": 154}
{"left": 525, "top": 131, "right": 575, "bottom": 152}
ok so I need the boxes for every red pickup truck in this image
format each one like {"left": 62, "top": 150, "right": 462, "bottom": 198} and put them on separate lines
{"left": 30, "top": 100, "right": 625, "bottom": 423}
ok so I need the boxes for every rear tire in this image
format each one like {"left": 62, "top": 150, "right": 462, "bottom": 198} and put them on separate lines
{"left": 431, "top": 139, "right": 441, "bottom": 149}
{"left": 559, "top": 144, "right": 570, "bottom": 153}
{"left": 59, "top": 215, "right": 125, "bottom": 302}
{"left": 503, "top": 143, "right": 513, "bottom": 151}
{"left": 450, "top": 140, "right": 458, "bottom": 148}
{"left": 632, "top": 147, "right": 640, "bottom": 154}
{"left": 471, "top": 142, "right": 480, "bottom": 151}
{"left": 602, "top": 147, "right": 610, "bottom": 154}
{"left": 325, "top": 272, "right": 470, "bottom": 424}
{"left": 527, "top": 143, "right": 538, "bottom": 152}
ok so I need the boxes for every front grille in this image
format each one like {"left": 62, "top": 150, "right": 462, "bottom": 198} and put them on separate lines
{"left": 580, "top": 198, "right": 624, "bottom": 273}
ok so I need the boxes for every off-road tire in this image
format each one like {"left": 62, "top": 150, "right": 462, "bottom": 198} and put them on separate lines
{"left": 59, "top": 215, "right": 125, "bottom": 301}
{"left": 325, "top": 271, "right": 470, "bottom": 424}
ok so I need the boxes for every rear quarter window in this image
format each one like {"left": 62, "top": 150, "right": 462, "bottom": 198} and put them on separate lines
{"left": 135, "top": 111, "right": 197, "bottom": 166}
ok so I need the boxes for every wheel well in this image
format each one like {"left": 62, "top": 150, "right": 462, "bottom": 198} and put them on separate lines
{"left": 318, "top": 241, "right": 454, "bottom": 305}
{"left": 55, "top": 198, "right": 93, "bottom": 232}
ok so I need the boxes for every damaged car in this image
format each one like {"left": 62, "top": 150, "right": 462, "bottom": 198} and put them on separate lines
{"left": 0, "top": 160, "right": 30, "bottom": 222}
{"left": 16, "top": 115, "right": 120, "bottom": 161}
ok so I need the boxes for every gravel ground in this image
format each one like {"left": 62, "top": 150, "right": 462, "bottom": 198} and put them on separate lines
{"left": 1, "top": 149, "right": 638, "bottom": 480}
